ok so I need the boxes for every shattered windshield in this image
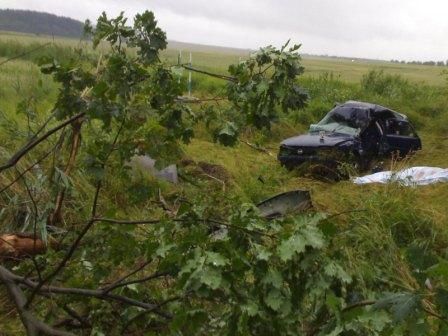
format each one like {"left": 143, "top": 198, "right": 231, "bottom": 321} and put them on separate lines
{"left": 309, "top": 106, "right": 369, "bottom": 136}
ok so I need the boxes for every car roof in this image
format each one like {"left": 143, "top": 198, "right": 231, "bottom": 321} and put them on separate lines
{"left": 339, "top": 100, "right": 407, "bottom": 120}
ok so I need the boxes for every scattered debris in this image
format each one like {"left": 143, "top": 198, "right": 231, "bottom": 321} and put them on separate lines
{"left": 256, "top": 190, "right": 312, "bottom": 219}
{"left": 130, "top": 155, "right": 178, "bottom": 184}
{"left": 353, "top": 166, "right": 448, "bottom": 186}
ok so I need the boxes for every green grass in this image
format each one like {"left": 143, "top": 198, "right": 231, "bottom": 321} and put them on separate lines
{"left": 302, "top": 56, "right": 447, "bottom": 86}
{"left": 0, "top": 58, "right": 58, "bottom": 115}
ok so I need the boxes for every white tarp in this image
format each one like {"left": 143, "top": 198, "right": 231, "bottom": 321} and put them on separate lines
{"left": 353, "top": 167, "right": 448, "bottom": 186}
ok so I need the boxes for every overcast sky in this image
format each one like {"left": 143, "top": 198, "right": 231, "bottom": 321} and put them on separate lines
{"left": 2, "top": 0, "right": 448, "bottom": 61}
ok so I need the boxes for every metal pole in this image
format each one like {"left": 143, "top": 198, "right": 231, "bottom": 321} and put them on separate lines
{"left": 177, "top": 50, "right": 182, "bottom": 84}
{"left": 188, "top": 52, "right": 192, "bottom": 98}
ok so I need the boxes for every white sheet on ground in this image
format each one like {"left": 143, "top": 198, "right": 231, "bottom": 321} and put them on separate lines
{"left": 353, "top": 166, "right": 448, "bottom": 186}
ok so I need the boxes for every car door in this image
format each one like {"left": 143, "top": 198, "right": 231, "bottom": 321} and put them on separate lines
{"left": 384, "top": 119, "right": 421, "bottom": 156}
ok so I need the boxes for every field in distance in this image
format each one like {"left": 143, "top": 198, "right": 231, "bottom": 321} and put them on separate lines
{"left": 0, "top": 30, "right": 446, "bottom": 86}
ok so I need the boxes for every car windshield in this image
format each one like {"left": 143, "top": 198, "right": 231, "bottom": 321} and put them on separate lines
{"left": 309, "top": 106, "right": 369, "bottom": 136}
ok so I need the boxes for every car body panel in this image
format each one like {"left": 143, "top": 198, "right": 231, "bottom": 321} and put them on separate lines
{"left": 281, "top": 133, "right": 354, "bottom": 148}
{"left": 385, "top": 134, "right": 422, "bottom": 155}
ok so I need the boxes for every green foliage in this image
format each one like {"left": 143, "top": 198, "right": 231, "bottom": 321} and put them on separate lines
{"left": 202, "top": 42, "right": 309, "bottom": 146}
{"left": 40, "top": 10, "right": 194, "bottom": 172}
{"left": 361, "top": 70, "right": 412, "bottom": 97}
{"left": 161, "top": 210, "right": 355, "bottom": 335}
{"left": 227, "top": 42, "right": 308, "bottom": 130}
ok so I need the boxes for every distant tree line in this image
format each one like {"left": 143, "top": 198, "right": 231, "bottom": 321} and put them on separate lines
{"left": 0, "top": 9, "right": 84, "bottom": 38}
{"left": 390, "top": 59, "right": 447, "bottom": 66}
{"left": 302, "top": 53, "right": 448, "bottom": 67}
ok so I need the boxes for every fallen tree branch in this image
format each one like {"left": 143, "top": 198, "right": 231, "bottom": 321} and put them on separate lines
{"left": 240, "top": 140, "right": 275, "bottom": 157}
{"left": 120, "top": 295, "right": 181, "bottom": 334}
{"left": 0, "top": 112, "right": 85, "bottom": 173}
{"left": 27, "top": 115, "right": 126, "bottom": 307}
{"left": 102, "top": 271, "right": 170, "bottom": 294}
{"left": 175, "top": 97, "right": 227, "bottom": 104}
{"left": 8, "top": 269, "right": 173, "bottom": 319}
{"left": 341, "top": 299, "right": 376, "bottom": 312}
{"left": 181, "top": 64, "right": 236, "bottom": 82}
{"left": 0, "top": 139, "right": 60, "bottom": 195}
{"left": 101, "top": 260, "right": 153, "bottom": 292}
{"left": 201, "top": 172, "right": 226, "bottom": 191}
{"left": 59, "top": 304, "right": 91, "bottom": 329}
{"left": 93, "top": 217, "right": 161, "bottom": 225}
{"left": 422, "top": 306, "right": 448, "bottom": 325}
{"left": 94, "top": 216, "right": 276, "bottom": 238}
{"left": 0, "top": 42, "right": 52, "bottom": 67}
{"left": 25, "top": 182, "right": 101, "bottom": 308}
{"left": 48, "top": 117, "right": 84, "bottom": 226}
{"left": 0, "top": 265, "right": 75, "bottom": 336}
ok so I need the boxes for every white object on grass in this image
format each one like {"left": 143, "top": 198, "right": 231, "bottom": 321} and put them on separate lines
{"left": 353, "top": 166, "right": 448, "bottom": 186}
{"left": 130, "top": 155, "right": 178, "bottom": 184}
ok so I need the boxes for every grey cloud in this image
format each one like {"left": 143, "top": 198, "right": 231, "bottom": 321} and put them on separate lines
{"left": 2, "top": 0, "right": 448, "bottom": 60}
{"left": 144, "top": 0, "right": 420, "bottom": 41}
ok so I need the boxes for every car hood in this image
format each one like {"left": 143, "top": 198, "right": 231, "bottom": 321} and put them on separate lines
{"left": 281, "top": 132, "right": 355, "bottom": 148}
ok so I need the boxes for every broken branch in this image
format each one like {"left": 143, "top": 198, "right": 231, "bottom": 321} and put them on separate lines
{"left": 0, "top": 112, "right": 85, "bottom": 173}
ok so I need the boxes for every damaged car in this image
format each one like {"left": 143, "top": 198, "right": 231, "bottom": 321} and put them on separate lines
{"left": 278, "top": 101, "right": 422, "bottom": 172}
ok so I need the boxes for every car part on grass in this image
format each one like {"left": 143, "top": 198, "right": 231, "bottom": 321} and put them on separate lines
{"left": 256, "top": 190, "right": 312, "bottom": 219}
{"left": 278, "top": 101, "right": 422, "bottom": 172}
{"left": 353, "top": 166, "right": 448, "bottom": 186}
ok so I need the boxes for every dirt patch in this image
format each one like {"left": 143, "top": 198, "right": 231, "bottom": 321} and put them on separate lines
{"left": 180, "top": 159, "right": 231, "bottom": 183}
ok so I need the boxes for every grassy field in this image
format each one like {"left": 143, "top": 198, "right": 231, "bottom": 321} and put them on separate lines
{"left": 0, "top": 30, "right": 447, "bottom": 334}
{"left": 1, "top": 30, "right": 447, "bottom": 85}
{"left": 302, "top": 56, "right": 447, "bottom": 85}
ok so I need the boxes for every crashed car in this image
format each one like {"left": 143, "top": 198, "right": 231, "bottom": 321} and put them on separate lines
{"left": 278, "top": 101, "right": 422, "bottom": 171}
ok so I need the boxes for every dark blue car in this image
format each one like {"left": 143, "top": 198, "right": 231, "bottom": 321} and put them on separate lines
{"left": 278, "top": 101, "right": 422, "bottom": 170}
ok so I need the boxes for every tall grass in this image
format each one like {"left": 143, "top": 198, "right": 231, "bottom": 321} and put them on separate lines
{"left": 0, "top": 39, "right": 97, "bottom": 65}
{"left": 287, "top": 70, "right": 448, "bottom": 137}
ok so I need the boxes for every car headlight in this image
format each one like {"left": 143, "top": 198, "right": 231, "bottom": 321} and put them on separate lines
{"left": 279, "top": 146, "right": 297, "bottom": 156}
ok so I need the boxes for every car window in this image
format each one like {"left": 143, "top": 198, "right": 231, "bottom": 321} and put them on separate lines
{"left": 319, "top": 107, "right": 369, "bottom": 128}
{"left": 384, "top": 119, "right": 415, "bottom": 136}
{"left": 312, "top": 106, "right": 368, "bottom": 136}
{"left": 310, "top": 122, "right": 359, "bottom": 136}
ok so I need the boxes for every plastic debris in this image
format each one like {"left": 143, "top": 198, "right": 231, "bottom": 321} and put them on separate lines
{"left": 256, "top": 190, "right": 312, "bottom": 219}
{"left": 130, "top": 155, "right": 178, "bottom": 184}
